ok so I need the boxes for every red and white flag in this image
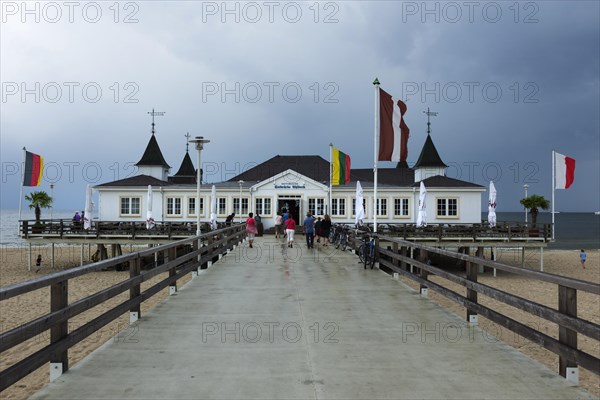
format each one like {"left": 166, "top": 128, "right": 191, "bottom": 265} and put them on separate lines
{"left": 554, "top": 152, "right": 575, "bottom": 189}
{"left": 378, "top": 87, "right": 410, "bottom": 162}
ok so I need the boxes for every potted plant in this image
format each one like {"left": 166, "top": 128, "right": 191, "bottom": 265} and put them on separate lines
{"left": 519, "top": 194, "right": 550, "bottom": 236}
{"left": 25, "top": 191, "right": 53, "bottom": 233}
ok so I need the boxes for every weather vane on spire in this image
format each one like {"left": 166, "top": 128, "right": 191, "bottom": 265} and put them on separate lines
{"left": 147, "top": 108, "right": 165, "bottom": 135}
{"left": 423, "top": 107, "right": 438, "bottom": 135}
{"left": 184, "top": 132, "right": 191, "bottom": 152}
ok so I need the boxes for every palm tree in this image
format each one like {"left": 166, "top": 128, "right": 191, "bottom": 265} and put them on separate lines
{"left": 25, "top": 191, "right": 53, "bottom": 223}
{"left": 520, "top": 194, "right": 550, "bottom": 227}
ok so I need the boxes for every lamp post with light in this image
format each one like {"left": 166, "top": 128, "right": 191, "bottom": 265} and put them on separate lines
{"left": 524, "top": 184, "right": 529, "bottom": 226}
{"left": 189, "top": 136, "right": 210, "bottom": 237}
{"left": 238, "top": 180, "right": 244, "bottom": 223}
{"left": 50, "top": 184, "right": 55, "bottom": 220}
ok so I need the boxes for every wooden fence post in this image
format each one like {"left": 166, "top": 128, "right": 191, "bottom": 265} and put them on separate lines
{"left": 129, "top": 256, "right": 141, "bottom": 322}
{"left": 50, "top": 280, "right": 68, "bottom": 381}
{"left": 168, "top": 247, "right": 177, "bottom": 295}
{"left": 392, "top": 242, "right": 399, "bottom": 268}
{"left": 419, "top": 249, "right": 428, "bottom": 297}
{"left": 558, "top": 285, "right": 578, "bottom": 382}
{"left": 466, "top": 247, "right": 478, "bottom": 324}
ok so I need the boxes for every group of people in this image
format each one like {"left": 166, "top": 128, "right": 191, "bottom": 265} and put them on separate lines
{"left": 271, "top": 209, "right": 333, "bottom": 249}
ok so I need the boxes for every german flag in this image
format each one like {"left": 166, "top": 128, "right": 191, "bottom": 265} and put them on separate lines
{"left": 23, "top": 151, "right": 43, "bottom": 186}
{"left": 332, "top": 147, "right": 351, "bottom": 186}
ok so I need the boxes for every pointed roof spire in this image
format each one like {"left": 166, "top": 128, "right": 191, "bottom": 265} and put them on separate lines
{"left": 136, "top": 135, "right": 171, "bottom": 168}
{"left": 173, "top": 151, "right": 196, "bottom": 177}
{"left": 414, "top": 134, "right": 447, "bottom": 169}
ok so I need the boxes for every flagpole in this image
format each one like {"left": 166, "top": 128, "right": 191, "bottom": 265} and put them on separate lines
{"left": 18, "top": 147, "right": 26, "bottom": 229}
{"left": 551, "top": 149, "right": 555, "bottom": 241}
{"left": 373, "top": 79, "right": 380, "bottom": 233}
{"left": 329, "top": 143, "right": 333, "bottom": 216}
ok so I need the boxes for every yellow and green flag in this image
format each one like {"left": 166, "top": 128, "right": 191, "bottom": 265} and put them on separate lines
{"left": 332, "top": 147, "right": 351, "bottom": 186}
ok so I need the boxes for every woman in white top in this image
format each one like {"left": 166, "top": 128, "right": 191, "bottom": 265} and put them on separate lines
{"left": 274, "top": 212, "right": 283, "bottom": 238}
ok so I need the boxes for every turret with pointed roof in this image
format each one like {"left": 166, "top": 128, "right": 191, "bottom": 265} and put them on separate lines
{"left": 136, "top": 125, "right": 171, "bottom": 181}
{"left": 414, "top": 134, "right": 448, "bottom": 181}
{"left": 169, "top": 151, "right": 197, "bottom": 184}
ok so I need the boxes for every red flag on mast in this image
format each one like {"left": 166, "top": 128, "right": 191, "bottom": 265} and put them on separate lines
{"left": 378, "top": 88, "right": 410, "bottom": 163}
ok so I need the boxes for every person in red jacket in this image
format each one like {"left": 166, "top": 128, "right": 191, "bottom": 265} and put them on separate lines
{"left": 285, "top": 213, "right": 296, "bottom": 248}
{"left": 246, "top": 212, "right": 258, "bottom": 248}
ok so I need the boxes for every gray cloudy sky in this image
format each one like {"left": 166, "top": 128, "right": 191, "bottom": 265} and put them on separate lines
{"left": 1, "top": 0, "right": 599, "bottom": 213}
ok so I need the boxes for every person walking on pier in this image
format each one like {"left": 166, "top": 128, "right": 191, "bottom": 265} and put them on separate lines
{"left": 285, "top": 213, "right": 296, "bottom": 248}
{"left": 274, "top": 212, "right": 283, "bottom": 238}
{"left": 304, "top": 212, "right": 315, "bottom": 249}
{"left": 320, "top": 215, "right": 332, "bottom": 247}
{"left": 246, "top": 213, "right": 258, "bottom": 248}
{"left": 580, "top": 249, "right": 587, "bottom": 269}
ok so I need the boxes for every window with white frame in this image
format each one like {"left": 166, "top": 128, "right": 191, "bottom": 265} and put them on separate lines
{"left": 308, "top": 198, "right": 325, "bottom": 215}
{"left": 437, "top": 198, "right": 458, "bottom": 217}
{"left": 331, "top": 198, "right": 346, "bottom": 216}
{"left": 188, "top": 197, "right": 204, "bottom": 216}
{"left": 232, "top": 198, "right": 249, "bottom": 215}
{"left": 255, "top": 198, "right": 272, "bottom": 215}
{"left": 120, "top": 197, "right": 141, "bottom": 216}
{"left": 218, "top": 198, "right": 227, "bottom": 215}
{"left": 166, "top": 197, "right": 182, "bottom": 216}
{"left": 393, "top": 198, "right": 409, "bottom": 217}
{"left": 352, "top": 198, "right": 367, "bottom": 216}
{"left": 376, "top": 198, "right": 387, "bottom": 216}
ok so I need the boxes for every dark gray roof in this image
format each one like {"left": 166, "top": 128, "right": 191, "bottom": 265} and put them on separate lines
{"left": 350, "top": 168, "right": 415, "bottom": 186}
{"left": 169, "top": 151, "right": 196, "bottom": 184}
{"left": 413, "top": 134, "right": 448, "bottom": 168}
{"left": 95, "top": 175, "right": 172, "bottom": 187}
{"left": 229, "top": 155, "right": 331, "bottom": 183}
{"left": 412, "top": 175, "right": 484, "bottom": 188}
{"left": 136, "top": 135, "right": 171, "bottom": 168}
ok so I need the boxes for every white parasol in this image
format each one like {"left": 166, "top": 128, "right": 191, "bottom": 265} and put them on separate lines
{"left": 210, "top": 185, "right": 217, "bottom": 230}
{"left": 83, "top": 184, "right": 93, "bottom": 230}
{"left": 355, "top": 181, "right": 365, "bottom": 226}
{"left": 488, "top": 181, "right": 497, "bottom": 228}
{"left": 146, "top": 185, "right": 155, "bottom": 230}
{"left": 416, "top": 181, "right": 427, "bottom": 227}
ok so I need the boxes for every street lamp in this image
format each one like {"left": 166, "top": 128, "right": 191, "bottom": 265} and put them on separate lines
{"left": 50, "top": 184, "right": 54, "bottom": 220}
{"left": 189, "top": 136, "right": 210, "bottom": 237}
{"left": 523, "top": 184, "right": 529, "bottom": 226}
{"left": 238, "top": 180, "right": 244, "bottom": 223}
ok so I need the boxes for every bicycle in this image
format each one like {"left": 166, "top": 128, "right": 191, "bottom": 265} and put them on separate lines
{"left": 334, "top": 225, "right": 350, "bottom": 251}
{"left": 357, "top": 232, "right": 376, "bottom": 269}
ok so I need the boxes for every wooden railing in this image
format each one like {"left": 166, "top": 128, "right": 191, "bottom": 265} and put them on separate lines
{"left": 0, "top": 224, "right": 246, "bottom": 392}
{"left": 353, "top": 233, "right": 600, "bottom": 379}
{"left": 20, "top": 219, "right": 226, "bottom": 240}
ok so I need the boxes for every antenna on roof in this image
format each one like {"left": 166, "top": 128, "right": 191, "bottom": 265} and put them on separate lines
{"left": 147, "top": 108, "right": 166, "bottom": 135}
{"left": 184, "top": 132, "right": 191, "bottom": 152}
{"left": 423, "top": 107, "right": 438, "bottom": 135}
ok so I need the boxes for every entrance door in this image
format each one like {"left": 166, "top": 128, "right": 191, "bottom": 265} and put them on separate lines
{"left": 277, "top": 196, "right": 302, "bottom": 225}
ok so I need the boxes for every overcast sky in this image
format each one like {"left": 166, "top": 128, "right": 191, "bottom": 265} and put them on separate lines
{"left": 1, "top": 0, "right": 599, "bottom": 215}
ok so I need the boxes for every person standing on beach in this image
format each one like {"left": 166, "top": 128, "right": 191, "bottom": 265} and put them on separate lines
{"left": 35, "top": 254, "right": 42, "bottom": 273}
{"left": 580, "top": 249, "right": 587, "bottom": 269}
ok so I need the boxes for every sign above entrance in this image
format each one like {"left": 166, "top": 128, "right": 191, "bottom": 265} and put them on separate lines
{"left": 275, "top": 181, "right": 306, "bottom": 189}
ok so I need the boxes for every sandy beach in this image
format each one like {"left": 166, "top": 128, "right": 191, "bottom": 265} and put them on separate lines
{"left": 0, "top": 245, "right": 599, "bottom": 399}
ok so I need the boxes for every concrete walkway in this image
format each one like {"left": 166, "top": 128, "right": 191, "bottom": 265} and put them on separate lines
{"left": 33, "top": 237, "right": 595, "bottom": 399}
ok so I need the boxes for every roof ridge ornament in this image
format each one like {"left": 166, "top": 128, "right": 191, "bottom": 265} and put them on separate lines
{"left": 147, "top": 108, "right": 166, "bottom": 135}
{"left": 423, "top": 107, "right": 438, "bottom": 135}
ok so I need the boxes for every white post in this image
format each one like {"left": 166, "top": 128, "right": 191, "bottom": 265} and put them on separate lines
{"left": 18, "top": 147, "right": 26, "bottom": 233}
{"left": 329, "top": 143, "right": 333, "bottom": 216}
{"left": 373, "top": 80, "right": 380, "bottom": 233}
{"left": 523, "top": 184, "right": 528, "bottom": 226}
{"left": 551, "top": 150, "right": 556, "bottom": 240}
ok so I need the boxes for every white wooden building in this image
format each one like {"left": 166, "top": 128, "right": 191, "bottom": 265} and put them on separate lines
{"left": 95, "top": 128, "right": 485, "bottom": 230}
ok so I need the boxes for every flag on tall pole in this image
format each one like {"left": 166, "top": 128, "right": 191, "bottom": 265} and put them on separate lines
{"left": 19, "top": 148, "right": 44, "bottom": 224}
{"left": 331, "top": 146, "right": 351, "bottom": 185}
{"left": 554, "top": 152, "right": 576, "bottom": 189}
{"left": 23, "top": 150, "right": 44, "bottom": 186}
{"left": 378, "top": 87, "right": 410, "bottom": 163}
{"left": 552, "top": 151, "right": 575, "bottom": 240}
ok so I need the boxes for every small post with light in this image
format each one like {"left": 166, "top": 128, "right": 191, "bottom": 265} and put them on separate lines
{"left": 523, "top": 184, "right": 529, "bottom": 226}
